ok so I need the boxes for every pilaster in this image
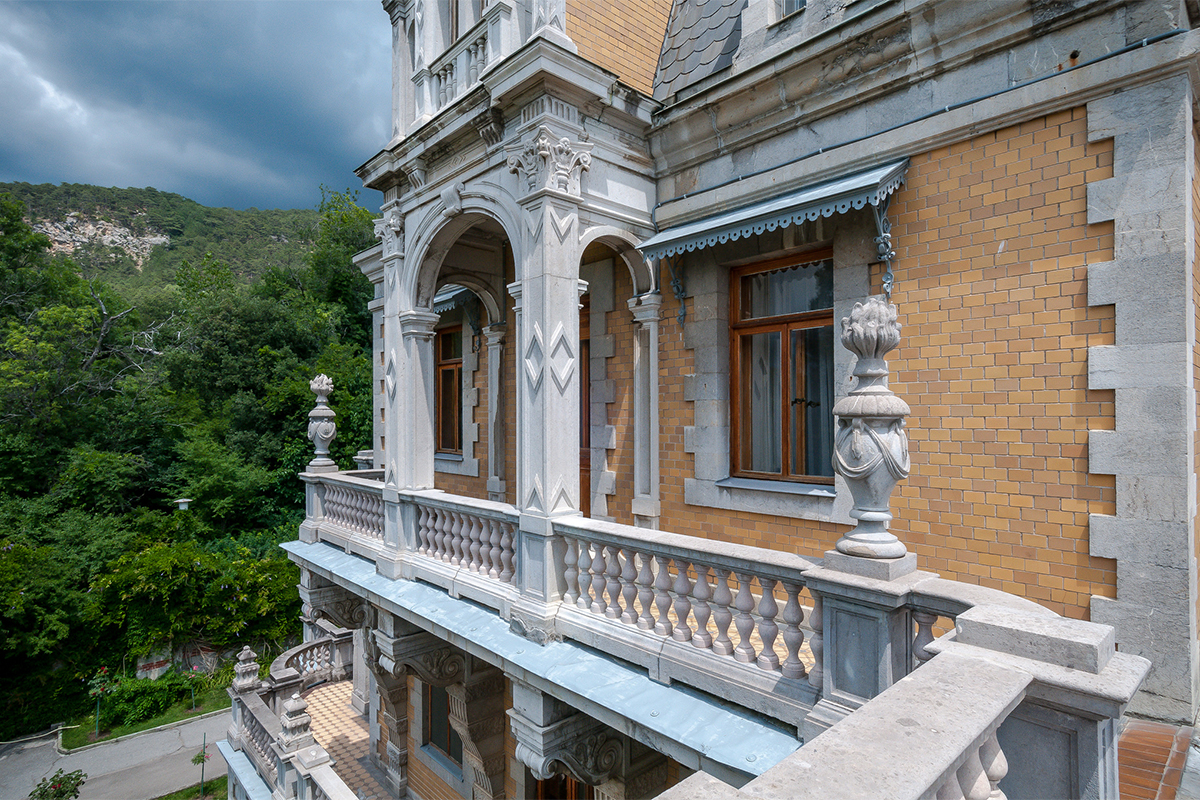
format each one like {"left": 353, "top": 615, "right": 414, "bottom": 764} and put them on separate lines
{"left": 629, "top": 292, "right": 662, "bottom": 528}
{"left": 484, "top": 323, "right": 508, "bottom": 502}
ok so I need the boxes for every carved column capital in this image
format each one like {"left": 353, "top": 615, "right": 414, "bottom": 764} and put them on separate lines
{"left": 627, "top": 292, "right": 662, "bottom": 327}
{"left": 374, "top": 207, "right": 404, "bottom": 258}
{"left": 506, "top": 125, "right": 593, "bottom": 197}
{"left": 398, "top": 309, "right": 441, "bottom": 340}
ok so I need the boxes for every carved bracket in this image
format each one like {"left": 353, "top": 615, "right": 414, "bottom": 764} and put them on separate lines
{"left": 472, "top": 107, "right": 505, "bottom": 147}
{"left": 301, "top": 583, "right": 368, "bottom": 630}
{"left": 509, "top": 681, "right": 625, "bottom": 786}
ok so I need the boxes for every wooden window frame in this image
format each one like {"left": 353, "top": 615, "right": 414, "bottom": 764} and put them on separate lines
{"left": 436, "top": 326, "right": 463, "bottom": 454}
{"left": 729, "top": 250, "right": 835, "bottom": 485}
{"left": 424, "top": 682, "right": 464, "bottom": 766}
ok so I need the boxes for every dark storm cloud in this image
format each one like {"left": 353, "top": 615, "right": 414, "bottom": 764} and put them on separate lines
{"left": 0, "top": 1, "right": 391, "bottom": 211}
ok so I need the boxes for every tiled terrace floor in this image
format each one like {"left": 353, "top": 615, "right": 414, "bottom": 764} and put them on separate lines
{"left": 303, "top": 681, "right": 390, "bottom": 800}
{"left": 1120, "top": 720, "right": 1193, "bottom": 800}
{"left": 303, "top": 679, "right": 1192, "bottom": 800}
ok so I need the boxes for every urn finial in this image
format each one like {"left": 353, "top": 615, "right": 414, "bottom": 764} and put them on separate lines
{"left": 306, "top": 374, "right": 338, "bottom": 473}
{"left": 831, "top": 298, "right": 912, "bottom": 561}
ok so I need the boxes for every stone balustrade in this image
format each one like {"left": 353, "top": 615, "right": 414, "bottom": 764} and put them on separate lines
{"left": 266, "top": 630, "right": 354, "bottom": 702}
{"left": 415, "top": 19, "right": 490, "bottom": 119}
{"left": 226, "top": 646, "right": 359, "bottom": 800}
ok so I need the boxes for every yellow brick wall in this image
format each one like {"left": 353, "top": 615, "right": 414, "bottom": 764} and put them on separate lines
{"left": 884, "top": 107, "right": 1117, "bottom": 618}
{"left": 566, "top": 0, "right": 672, "bottom": 96}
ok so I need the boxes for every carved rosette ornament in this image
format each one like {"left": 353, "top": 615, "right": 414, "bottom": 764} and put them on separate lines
{"left": 831, "top": 298, "right": 912, "bottom": 559}
{"left": 306, "top": 374, "right": 337, "bottom": 472}
{"left": 507, "top": 125, "right": 593, "bottom": 197}
{"left": 373, "top": 207, "right": 404, "bottom": 258}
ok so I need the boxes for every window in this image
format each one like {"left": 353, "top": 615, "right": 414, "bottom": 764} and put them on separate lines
{"left": 436, "top": 327, "right": 463, "bottom": 453}
{"left": 780, "top": 0, "right": 805, "bottom": 17}
{"left": 425, "top": 683, "right": 463, "bottom": 766}
{"left": 730, "top": 254, "right": 835, "bottom": 483}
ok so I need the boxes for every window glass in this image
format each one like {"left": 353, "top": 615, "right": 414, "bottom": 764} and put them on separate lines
{"left": 740, "top": 259, "right": 832, "bottom": 320}
{"left": 731, "top": 256, "right": 834, "bottom": 482}
{"left": 426, "top": 683, "right": 463, "bottom": 764}
{"left": 436, "top": 327, "right": 463, "bottom": 453}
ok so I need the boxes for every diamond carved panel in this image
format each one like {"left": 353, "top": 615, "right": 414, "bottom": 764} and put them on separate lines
{"left": 548, "top": 323, "right": 575, "bottom": 393}
{"left": 525, "top": 323, "right": 545, "bottom": 395}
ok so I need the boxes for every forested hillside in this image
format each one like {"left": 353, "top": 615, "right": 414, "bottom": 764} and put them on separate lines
{"left": 0, "top": 185, "right": 376, "bottom": 740}
{"left": 0, "top": 182, "right": 320, "bottom": 296}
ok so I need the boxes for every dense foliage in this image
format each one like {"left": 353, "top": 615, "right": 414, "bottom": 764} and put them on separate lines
{"left": 0, "top": 186, "right": 375, "bottom": 740}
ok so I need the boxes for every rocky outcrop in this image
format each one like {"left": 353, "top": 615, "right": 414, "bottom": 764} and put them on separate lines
{"left": 33, "top": 211, "right": 169, "bottom": 270}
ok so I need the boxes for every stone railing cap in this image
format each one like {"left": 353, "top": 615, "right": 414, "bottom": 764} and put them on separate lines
{"left": 955, "top": 605, "right": 1114, "bottom": 673}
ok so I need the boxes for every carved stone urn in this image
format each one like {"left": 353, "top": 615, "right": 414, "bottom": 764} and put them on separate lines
{"left": 306, "top": 374, "right": 338, "bottom": 472}
{"left": 831, "top": 298, "right": 911, "bottom": 559}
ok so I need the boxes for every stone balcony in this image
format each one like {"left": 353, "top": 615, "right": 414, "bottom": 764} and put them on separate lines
{"left": 287, "top": 466, "right": 1151, "bottom": 799}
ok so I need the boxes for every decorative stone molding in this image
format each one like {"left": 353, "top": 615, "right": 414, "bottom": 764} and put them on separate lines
{"left": 306, "top": 374, "right": 337, "bottom": 473}
{"left": 831, "top": 298, "right": 911, "bottom": 560}
{"left": 303, "top": 588, "right": 368, "bottom": 631}
{"left": 506, "top": 125, "right": 593, "bottom": 197}
{"left": 510, "top": 610, "right": 562, "bottom": 645}
{"left": 373, "top": 207, "right": 404, "bottom": 258}
{"left": 472, "top": 107, "right": 505, "bottom": 147}
{"left": 411, "top": 646, "right": 467, "bottom": 686}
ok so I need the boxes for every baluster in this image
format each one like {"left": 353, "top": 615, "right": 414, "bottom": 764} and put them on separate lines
{"left": 499, "top": 522, "right": 514, "bottom": 583}
{"left": 780, "top": 581, "right": 806, "bottom": 679}
{"left": 620, "top": 549, "right": 638, "bottom": 625}
{"left": 468, "top": 43, "right": 479, "bottom": 83}
{"left": 913, "top": 610, "right": 938, "bottom": 668}
{"left": 448, "top": 63, "right": 456, "bottom": 99}
{"left": 353, "top": 491, "right": 365, "bottom": 533}
{"left": 575, "top": 540, "right": 593, "bottom": 609}
{"left": 486, "top": 519, "right": 501, "bottom": 579}
{"left": 437, "top": 70, "right": 446, "bottom": 106}
{"left": 808, "top": 592, "right": 824, "bottom": 690}
{"left": 957, "top": 745, "right": 991, "bottom": 800}
{"left": 453, "top": 512, "right": 467, "bottom": 565}
{"left": 756, "top": 577, "right": 780, "bottom": 671}
{"left": 469, "top": 515, "right": 483, "bottom": 572}
{"left": 417, "top": 504, "right": 431, "bottom": 554}
{"left": 636, "top": 552, "right": 654, "bottom": 630}
{"left": 691, "top": 565, "right": 713, "bottom": 649}
{"left": 672, "top": 561, "right": 693, "bottom": 642}
{"left": 712, "top": 568, "right": 735, "bottom": 656}
{"left": 979, "top": 731, "right": 1008, "bottom": 800}
{"left": 427, "top": 507, "right": 441, "bottom": 558}
{"left": 589, "top": 544, "right": 608, "bottom": 615}
{"left": 605, "top": 546, "right": 623, "bottom": 620}
{"left": 733, "top": 573, "right": 757, "bottom": 663}
{"left": 476, "top": 519, "right": 493, "bottom": 576}
{"left": 563, "top": 537, "right": 579, "bottom": 606}
{"left": 436, "top": 508, "right": 449, "bottom": 561}
{"left": 653, "top": 556, "right": 674, "bottom": 637}
{"left": 478, "top": 33, "right": 487, "bottom": 69}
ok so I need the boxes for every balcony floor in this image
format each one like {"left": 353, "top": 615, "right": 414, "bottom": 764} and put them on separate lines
{"left": 304, "top": 681, "right": 390, "bottom": 800}
{"left": 1119, "top": 720, "right": 1193, "bottom": 800}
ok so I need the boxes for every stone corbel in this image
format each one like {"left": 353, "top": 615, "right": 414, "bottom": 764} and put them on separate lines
{"left": 300, "top": 583, "right": 368, "bottom": 631}
{"left": 472, "top": 107, "right": 505, "bottom": 147}
{"left": 373, "top": 628, "right": 465, "bottom": 685}
{"left": 509, "top": 682, "right": 624, "bottom": 785}
{"left": 403, "top": 157, "right": 427, "bottom": 188}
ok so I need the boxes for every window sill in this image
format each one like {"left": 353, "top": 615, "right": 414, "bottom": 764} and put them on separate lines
{"left": 415, "top": 744, "right": 469, "bottom": 797}
{"left": 685, "top": 474, "right": 838, "bottom": 522}
{"left": 435, "top": 453, "right": 479, "bottom": 477}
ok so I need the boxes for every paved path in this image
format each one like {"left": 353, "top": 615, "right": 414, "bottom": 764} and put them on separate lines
{"left": 0, "top": 712, "right": 229, "bottom": 800}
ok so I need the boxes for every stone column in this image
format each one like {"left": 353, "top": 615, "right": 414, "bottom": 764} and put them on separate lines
{"left": 505, "top": 124, "right": 592, "bottom": 641}
{"left": 351, "top": 628, "right": 370, "bottom": 716}
{"left": 484, "top": 323, "right": 507, "bottom": 502}
{"left": 399, "top": 309, "right": 441, "bottom": 491}
{"left": 628, "top": 292, "right": 662, "bottom": 528}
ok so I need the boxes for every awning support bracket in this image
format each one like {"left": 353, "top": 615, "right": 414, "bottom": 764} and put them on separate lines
{"left": 871, "top": 195, "right": 896, "bottom": 299}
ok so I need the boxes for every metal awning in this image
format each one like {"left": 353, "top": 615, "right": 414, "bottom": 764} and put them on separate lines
{"left": 639, "top": 159, "right": 909, "bottom": 260}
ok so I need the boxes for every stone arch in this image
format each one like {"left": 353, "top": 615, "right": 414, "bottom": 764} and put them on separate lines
{"left": 405, "top": 186, "right": 525, "bottom": 314}
{"left": 579, "top": 225, "right": 656, "bottom": 295}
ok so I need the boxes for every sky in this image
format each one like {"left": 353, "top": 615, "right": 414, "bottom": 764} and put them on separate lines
{"left": 0, "top": 1, "right": 392, "bottom": 212}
